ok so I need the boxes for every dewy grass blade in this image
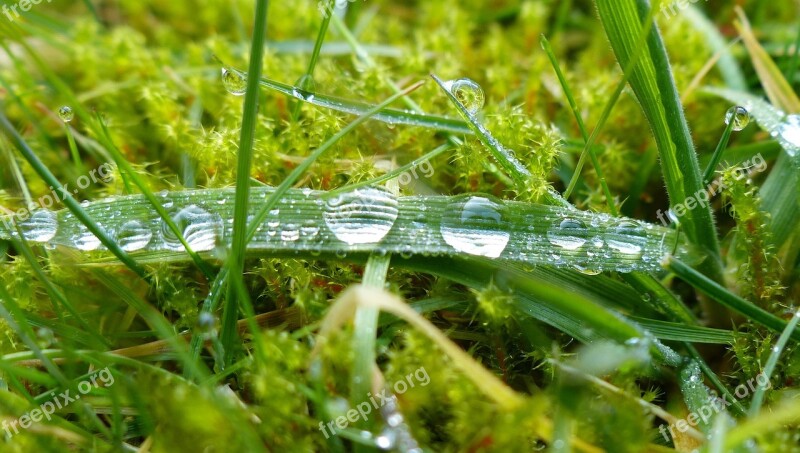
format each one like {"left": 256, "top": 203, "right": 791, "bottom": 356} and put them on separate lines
{"left": 595, "top": 0, "right": 723, "bottom": 284}
{"left": 222, "top": 0, "right": 270, "bottom": 366}
{"left": 0, "top": 109, "right": 149, "bottom": 281}
{"left": 291, "top": 3, "right": 332, "bottom": 121}
{"left": 430, "top": 73, "right": 531, "bottom": 190}
{"left": 702, "top": 113, "right": 738, "bottom": 185}
{"left": 18, "top": 186, "right": 684, "bottom": 275}
{"left": 257, "top": 74, "right": 471, "bottom": 135}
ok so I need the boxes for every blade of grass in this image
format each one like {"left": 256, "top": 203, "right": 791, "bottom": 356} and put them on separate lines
{"left": 595, "top": 0, "right": 724, "bottom": 284}
{"left": 664, "top": 256, "right": 799, "bottom": 341}
{"left": 747, "top": 308, "right": 800, "bottom": 417}
{"left": 257, "top": 74, "right": 471, "bottom": 135}
{"left": 291, "top": 5, "right": 332, "bottom": 121}
{"left": 222, "top": 0, "right": 270, "bottom": 367}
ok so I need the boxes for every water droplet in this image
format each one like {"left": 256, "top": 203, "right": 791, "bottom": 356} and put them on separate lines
{"left": 280, "top": 224, "right": 300, "bottom": 242}
{"left": 161, "top": 205, "right": 223, "bottom": 252}
{"left": 440, "top": 195, "right": 509, "bottom": 258}
{"left": 300, "top": 220, "right": 320, "bottom": 239}
{"left": 19, "top": 210, "right": 58, "bottom": 242}
{"left": 116, "top": 220, "right": 153, "bottom": 251}
{"left": 197, "top": 312, "right": 218, "bottom": 333}
{"left": 74, "top": 228, "right": 103, "bottom": 251}
{"left": 293, "top": 74, "right": 316, "bottom": 101}
{"left": 323, "top": 187, "right": 399, "bottom": 245}
{"left": 443, "top": 78, "right": 485, "bottom": 114}
{"left": 375, "top": 427, "right": 397, "bottom": 450}
{"left": 547, "top": 218, "right": 588, "bottom": 250}
{"left": 571, "top": 265, "right": 601, "bottom": 275}
{"left": 606, "top": 220, "right": 647, "bottom": 257}
{"left": 221, "top": 67, "right": 247, "bottom": 96}
{"left": 58, "top": 106, "right": 74, "bottom": 122}
{"left": 777, "top": 114, "right": 800, "bottom": 155}
{"left": 724, "top": 106, "right": 749, "bottom": 131}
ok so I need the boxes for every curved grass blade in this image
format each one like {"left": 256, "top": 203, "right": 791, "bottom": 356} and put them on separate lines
{"left": 256, "top": 73, "right": 471, "bottom": 135}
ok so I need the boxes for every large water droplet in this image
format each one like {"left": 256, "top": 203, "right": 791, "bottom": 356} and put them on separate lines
{"left": 606, "top": 220, "right": 647, "bottom": 257}
{"left": 58, "top": 106, "right": 74, "bottom": 123}
{"left": 221, "top": 68, "right": 247, "bottom": 96}
{"left": 724, "top": 106, "right": 749, "bottom": 131}
{"left": 18, "top": 210, "right": 58, "bottom": 242}
{"left": 161, "top": 205, "right": 223, "bottom": 252}
{"left": 116, "top": 220, "right": 153, "bottom": 251}
{"left": 443, "top": 78, "right": 485, "bottom": 114}
{"left": 440, "top": 195, "right": 509, "bottom": 258}
{"left": 546, "top": 218, "right": 588, "bottom": 250}
{"left": 323, "top": 187, "right": 399, "bottom": 245}
{"left": 375, "top": 427, "right": 397, "bottom": 450}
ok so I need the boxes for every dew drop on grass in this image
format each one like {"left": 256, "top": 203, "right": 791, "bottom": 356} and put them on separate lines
{"left": 221, "top": 67, "right": 247, "bottom": 96}
{"left": 443, "top": 78, "right": 485, "bottom": 114}
{"left": 19, "top": 210, "right": 58, "bottom": 242}
{"left": 323, "top": 187, "right": 399, "bottom": 245}
{"left": 777, "top": 114, "right": 800, "bottom": 156}
{"left": 58, "top": 105, "right": 74, "bottom": 122}
{"left": 161, "top": 205, "right": 223, "bottom": 251}
{"left": 606, "top": 220, "right": 647, "bottom": 257}
{"left": 74, "top": 228, "right": 103, "bottom": 251}
{"left": 440, "top": 194, "right": 509, "bottom": 258}
{"left": 116, "top": 220, "right": 153, "bottom": 251}
{"left": 547, "top": 218, "right": 588, "bottom": 250}
{"left": 724, "top": 106, "right": 749, "bottom": 131}
{"left": 375, "top": 427, "right": 397, "bottom": 450}
{"left": 280, "top": 223, "right": 300, "bottom": 242}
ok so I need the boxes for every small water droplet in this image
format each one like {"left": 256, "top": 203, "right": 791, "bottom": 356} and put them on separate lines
{"left": 571, "top": 265, "right": 601, "bottom": 275}
{"left": 375, "top": 427, "right": 397, "bottom": 450}
{"left": 280, "top": 224, "right": 300, "bottom": 242}
{"left": 221, "top": 67, "right": 247, "bottom": 96}
{"left": 724, "top": 106, "right": 749, "bottom": 131}
{"left": 161, "top": 205, "right": 223, "bottom": 252}
{"left": 300, "top": 220, "right": 320, "bottom": 239}
{"left": 440, "top": 194, "right": 509, "bottom": 258}
{"left": 58, "top": 106, "right": 74, "bottom": 122}
{"left": 19, "top": 210, "right": 58, "bottom": 242}
{"left": 74, "top": 228, "right": 103, "bottom": 251}
{"left": 547, "top": 218, "right": 588, "bottom": 250}
{"left": 443, "top": 78, "right": 485, "bottom": 114}
{"left": 323, "top": 187, "right": 399, "bottom": 245}
{"left": 116, "top": 220, "right": 153, "bottom": 251}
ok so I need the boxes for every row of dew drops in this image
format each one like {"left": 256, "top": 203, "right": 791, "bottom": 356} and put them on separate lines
{"left": 15, "top": 185, "right": 662, "bottom": 275}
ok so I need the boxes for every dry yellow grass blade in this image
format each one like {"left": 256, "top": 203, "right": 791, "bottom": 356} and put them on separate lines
{"left": 734, "top": 6, "right": 800, "bottom": 113}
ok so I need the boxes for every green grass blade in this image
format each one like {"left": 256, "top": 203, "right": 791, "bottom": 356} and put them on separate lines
{"left": 748, "top": 308, "right": 800, "bottom": 417}
{"left": 595, "top": 0, "right": 723, "bottom": 283}
{"left": 221, "top": 0, "right": 270, "bottom": 367}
